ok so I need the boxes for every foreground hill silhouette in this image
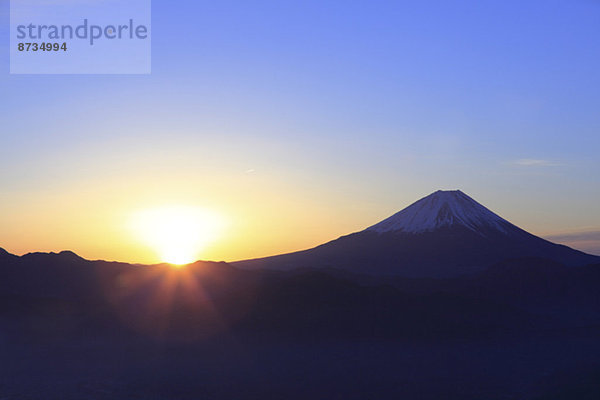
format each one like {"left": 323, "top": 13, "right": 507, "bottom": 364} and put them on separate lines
{"left": 234, "top": 190, "right": 599, "bottom": 277}
{"left": 1, "top": 246, "right": 600, "bottom": 399}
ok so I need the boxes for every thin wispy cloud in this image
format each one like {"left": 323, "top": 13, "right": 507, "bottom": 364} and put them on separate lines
{"left": 545, "top": 229, "right": 600, "bottom": 256}
{"left": 513, "top": 159, "right": 561, "bottom": 167}
{"left": 546, "top": 230, "right": 600, "bottom": 243}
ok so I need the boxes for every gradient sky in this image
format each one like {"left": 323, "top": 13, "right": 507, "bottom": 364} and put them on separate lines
{"left": 1, "top": 0, "right": 599, "bottom": 263}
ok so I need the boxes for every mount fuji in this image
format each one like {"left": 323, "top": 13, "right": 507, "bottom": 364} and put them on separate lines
{"left": 235, "top": 190, "right": 599, "bottom": 277}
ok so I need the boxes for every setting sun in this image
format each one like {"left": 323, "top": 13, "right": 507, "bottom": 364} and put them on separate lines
{"left": 129, "top": 205, "right": 226, "bottom": 265}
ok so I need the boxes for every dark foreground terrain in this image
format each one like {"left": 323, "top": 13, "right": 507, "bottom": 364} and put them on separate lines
{"left": 1, "top": 249, "right": 600, "bottom": 399}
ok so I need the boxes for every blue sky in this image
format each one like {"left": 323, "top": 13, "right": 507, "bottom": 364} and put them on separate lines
{"left": 0, "top": 0, "right": 599, "bottom": 260}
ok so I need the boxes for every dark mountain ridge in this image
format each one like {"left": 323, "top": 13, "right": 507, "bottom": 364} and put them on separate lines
{"left": 1, "top": 248, "right": 600, "bottom": 399}
{"left": 1, "top": 248, "right": 599, "bottom": 339}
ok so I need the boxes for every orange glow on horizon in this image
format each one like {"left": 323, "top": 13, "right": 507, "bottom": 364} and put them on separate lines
{"left": 0, "top": 170, "right": 375, "bottom": 265}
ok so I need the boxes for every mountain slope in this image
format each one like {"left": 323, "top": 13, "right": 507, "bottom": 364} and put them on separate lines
{"left": 234, "top": 190, "right": 599, "bottom": 277}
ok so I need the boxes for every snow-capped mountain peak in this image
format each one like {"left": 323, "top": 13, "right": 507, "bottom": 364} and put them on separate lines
{"left": 366, "top": 190, "right": 513, "bottom": 234}
{"left": 236, "top": 189, "right": 600, "bottom": 276}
